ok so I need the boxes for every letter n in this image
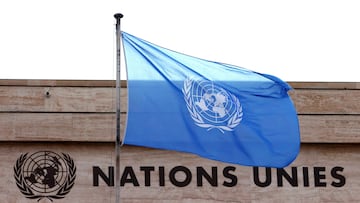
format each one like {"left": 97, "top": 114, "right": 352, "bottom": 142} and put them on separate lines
{"left": 93, "top": 166, "right": 114, "bottom": 186}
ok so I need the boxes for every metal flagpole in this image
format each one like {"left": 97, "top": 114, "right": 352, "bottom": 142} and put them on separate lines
{"left": 114, "top": 13, "right": 123, "bottom": 203}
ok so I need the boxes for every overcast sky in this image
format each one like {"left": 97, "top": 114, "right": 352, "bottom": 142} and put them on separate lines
{"left": 0, "top": 0, "right": 359, "bottom": 82}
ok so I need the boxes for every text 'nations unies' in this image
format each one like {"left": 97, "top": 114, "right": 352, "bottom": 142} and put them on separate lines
{"left": 92, "top": 166, "right": 345, "bottom": 188}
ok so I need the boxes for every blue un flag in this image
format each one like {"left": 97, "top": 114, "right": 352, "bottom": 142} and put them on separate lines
{"left": 122, "top": 32, "right": 300, "bottom": 168}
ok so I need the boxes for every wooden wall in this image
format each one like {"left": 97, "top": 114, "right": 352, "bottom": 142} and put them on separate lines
{"left": 0, "top": 80, "right": 359, "bottom": 203}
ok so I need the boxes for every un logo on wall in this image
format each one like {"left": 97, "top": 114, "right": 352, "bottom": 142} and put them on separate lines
{"left": 183, "top": 78, "right": 243, "bottom": 133}
{"left": 14, "top": 151, "right": 76, "bottom": 201}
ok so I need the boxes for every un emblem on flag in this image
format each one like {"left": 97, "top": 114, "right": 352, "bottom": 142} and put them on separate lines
{"left": 183, "top": 78, "right": 243, "bottom": 133}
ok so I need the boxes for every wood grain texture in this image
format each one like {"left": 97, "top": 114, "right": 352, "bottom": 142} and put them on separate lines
{"left": 0, "top": 113, "right": 116, "bottom": 142}
{"left": 290, "top": 89, "right": 360, "bottom": 114}
{"left": 0, "top": 86, "right": 120, "bottom": 112}
{"left": 288, "top": 82, "right": 360, "bottom": 90}
{"left": 299, "top": 115, "right": 360, "bottom": 143}
{"left": 0, "top": 142, "right": 358, "bottom": 203}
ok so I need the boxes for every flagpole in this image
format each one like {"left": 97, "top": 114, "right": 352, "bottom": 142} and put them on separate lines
{"left": 114, "top": 13, "right": 123, "bottom": 203}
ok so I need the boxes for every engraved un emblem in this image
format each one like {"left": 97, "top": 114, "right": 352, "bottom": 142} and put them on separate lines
{"left": 183, "top": 78, "right": 243, "bottom": 133}
{"left": 14, "top": 151, "right": 76, "bottom": 201}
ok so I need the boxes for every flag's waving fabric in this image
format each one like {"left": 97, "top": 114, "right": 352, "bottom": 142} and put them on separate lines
{"left": 122, "top": 32, "right": 300, "bottom": 168}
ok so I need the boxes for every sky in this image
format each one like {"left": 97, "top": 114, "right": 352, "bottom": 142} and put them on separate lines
{"left": 0, "top": 0, "right": 359, "bottom": 82}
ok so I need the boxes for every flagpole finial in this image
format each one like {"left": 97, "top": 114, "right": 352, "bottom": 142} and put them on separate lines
{"left": 114, "top": 13, "right": 124, "bottom": 20}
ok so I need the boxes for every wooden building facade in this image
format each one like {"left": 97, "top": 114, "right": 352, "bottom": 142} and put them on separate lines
{"left": 0, "top": 80, "right": 359, "bottom": 203}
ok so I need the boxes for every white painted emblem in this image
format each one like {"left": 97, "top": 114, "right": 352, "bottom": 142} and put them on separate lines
{"left": 182, "top": 78, "right": 243, "bottom": 133}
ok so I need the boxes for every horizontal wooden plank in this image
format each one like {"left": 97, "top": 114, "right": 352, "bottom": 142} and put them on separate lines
{"left": 0, "top": 113, "right": 116, "bottom": 142}
{"left": 288, "top": 81, "right": 360, "bottom": 90}
{"left": 0, "top": 142, "right": 359, "bottom": 202}
{"left": 298, "top": 115, "right": 360, "bottom": 143}
{"left": 0, "top": 86, "right": 123, "bottom": 112}
{"left": 1, "top": 113, "right": 359, "bottom": 143}
{"left": 289, "top": 89, "right": 360, "bottom": 114}
{"left": 1, "top": 86, "right": 360, "bottom": 115}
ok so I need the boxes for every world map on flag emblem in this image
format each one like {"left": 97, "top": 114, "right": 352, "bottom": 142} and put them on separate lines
{"left": 183, "top": 78, "right": 243, "bottom": 133}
